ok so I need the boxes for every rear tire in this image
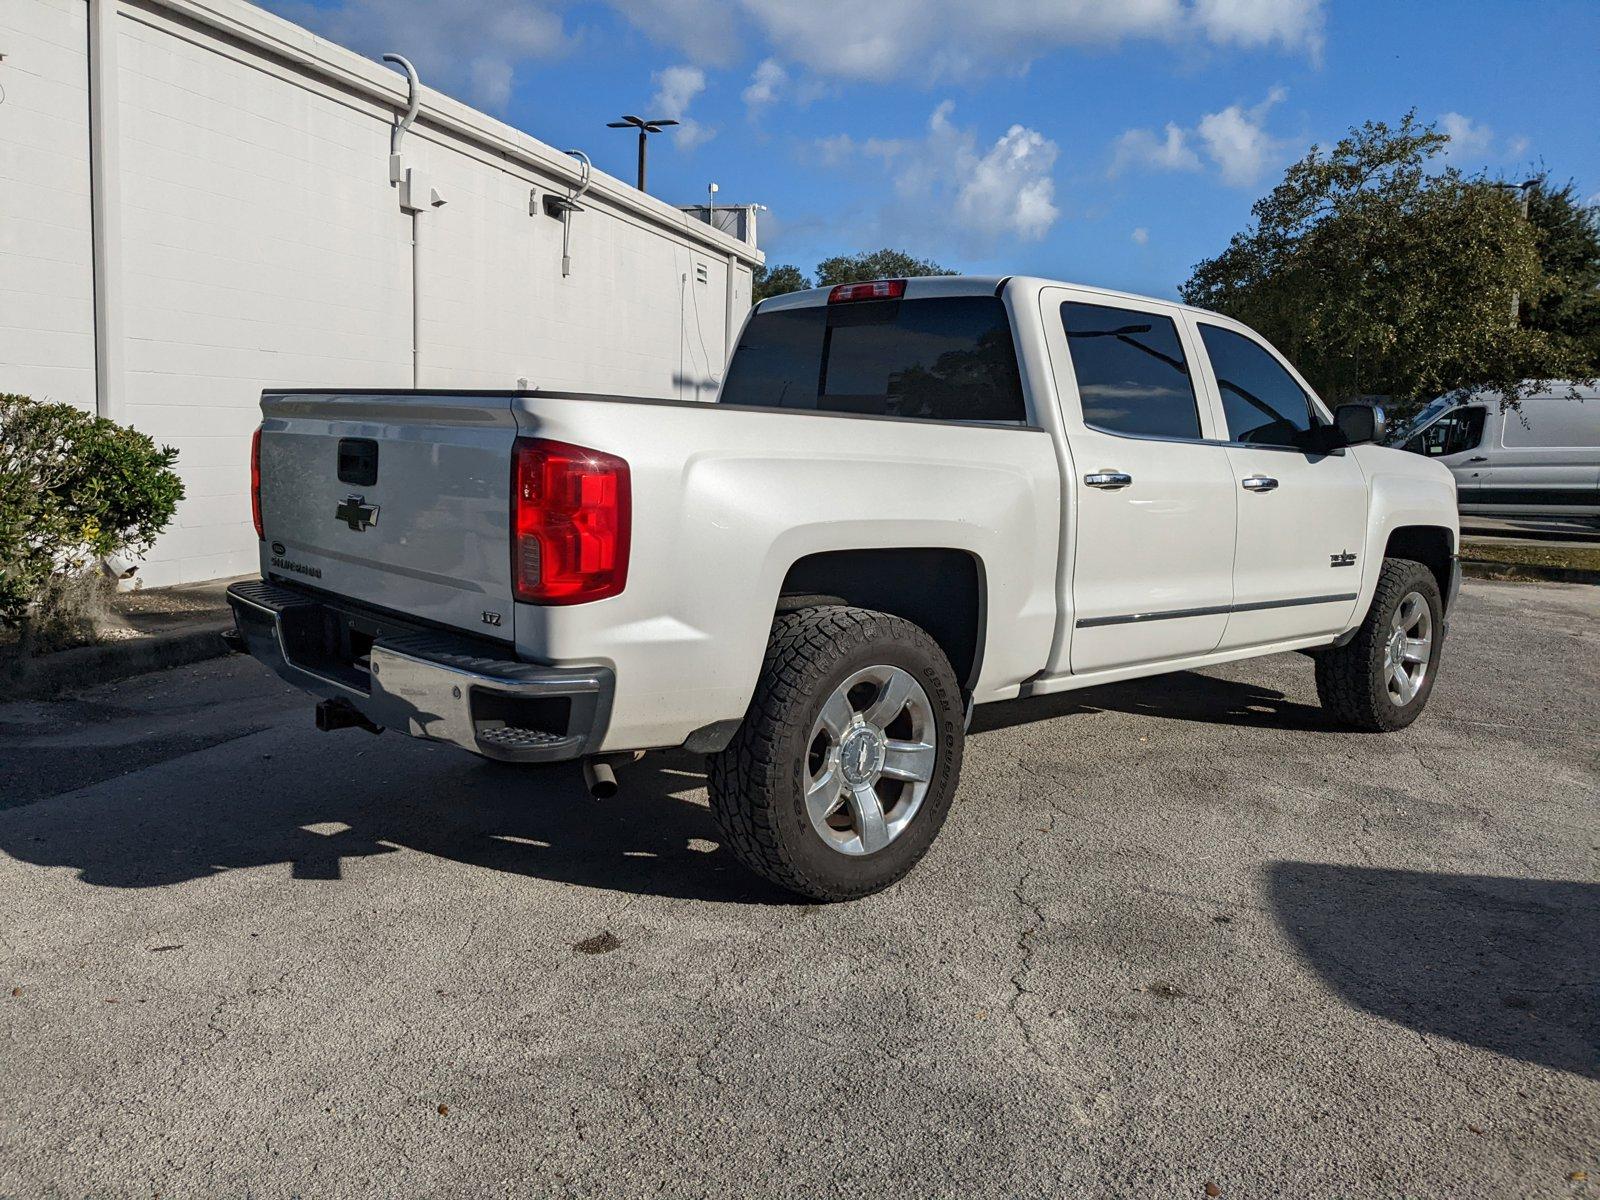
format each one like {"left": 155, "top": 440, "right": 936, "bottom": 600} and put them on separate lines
{"left": 1315, "top": 558, "right": 1443, "bottom": 732}
{"left": 708, "top": 605, "right": 965, "bottom": 901}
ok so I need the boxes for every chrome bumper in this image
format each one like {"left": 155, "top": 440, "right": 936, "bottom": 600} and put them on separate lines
{"left": 226, "top": 580, "right": 611, "bottom": 763}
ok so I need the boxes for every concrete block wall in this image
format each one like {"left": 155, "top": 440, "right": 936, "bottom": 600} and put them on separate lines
{"left": 0, "top": 0, "right": 97, "bottom": 412}
{"left": 0, "top": 0, "right": 760, "bottom": 588}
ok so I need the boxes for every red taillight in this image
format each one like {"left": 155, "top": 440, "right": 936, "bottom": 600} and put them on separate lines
{"left": 827, "top": 279, "right": 906, "bottom": 304}
{"left": 512, "top": 437, "right": 631, "bottom": 605}
{"left": 250, "top": 427, "right": 263, "bottom": 540}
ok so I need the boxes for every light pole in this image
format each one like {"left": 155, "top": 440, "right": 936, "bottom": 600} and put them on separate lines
{"left": 1491, "top": 177, "right": 1539, "bottom": 325}
{"left": 606, "top": 114, "right": 678, "bottom": 193}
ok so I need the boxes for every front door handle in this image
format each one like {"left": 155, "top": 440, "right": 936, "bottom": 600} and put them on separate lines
{"left": 1241, "top": 475, "right": 1279, "bottom": 492}
{"left": 1467, "top": 456, "right": 1489, "bottom": 463}
{"left": 1084, "top": 471, "right": 1132, "bottom": 490}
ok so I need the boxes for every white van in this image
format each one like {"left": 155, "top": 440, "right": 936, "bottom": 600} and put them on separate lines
{"left": 1393, "top": 381, "right": 1600, "bottom": 520}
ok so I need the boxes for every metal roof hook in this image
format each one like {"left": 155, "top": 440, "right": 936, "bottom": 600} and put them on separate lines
{"left": 383, "top": 53, "right": 421, "bottom": 183}
{"left": 565, "top": 149, "right": 593, "bottom": 205}
{"left": 543, "top": 149, "right": 592, "bottom": 276}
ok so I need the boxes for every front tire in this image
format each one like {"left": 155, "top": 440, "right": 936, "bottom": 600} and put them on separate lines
{"left": 708, "top": 605, "right": 965, "bottom": 901}
{"left": 1315, "top": 558, "right": 1444, "bottom": 732}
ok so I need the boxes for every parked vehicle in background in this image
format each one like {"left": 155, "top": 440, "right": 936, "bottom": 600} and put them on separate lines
{"left": 1393, "top": 381, "right": 1600, "bottom": 521}
{"left": 229, "top": 276, "right": 1461, "bottom": 901}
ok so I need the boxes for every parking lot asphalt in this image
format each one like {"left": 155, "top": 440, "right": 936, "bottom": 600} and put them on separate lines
{"left": 1, "top": 578, "right": 1596, "bottom": 1199}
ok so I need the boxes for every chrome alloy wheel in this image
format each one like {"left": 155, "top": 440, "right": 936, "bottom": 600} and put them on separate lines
{"left": 1384, "top": 590, "right": 1433, "bottom": 706}
{"left": 804, "top": 665, "right": 937, "bottom": 856}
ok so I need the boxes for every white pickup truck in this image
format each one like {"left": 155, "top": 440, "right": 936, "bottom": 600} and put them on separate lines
{"left": 229, "top": 275, "right": 1460, "bottom": 901}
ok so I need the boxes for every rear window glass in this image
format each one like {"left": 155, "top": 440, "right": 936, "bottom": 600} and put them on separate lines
{"left": 719, "top": 296, "right": 1026, "bottom": 422}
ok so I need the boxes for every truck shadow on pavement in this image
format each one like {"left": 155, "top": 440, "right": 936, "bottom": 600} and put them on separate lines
{"left": 972, "top": 669, "right": 1342, "bottom": 734}
{"left": 1268, "top": 862, "right": 1599, "bottom": 1079}
{"left": 3, "top": 668, "right": 1341, "bottom": 902}
{"left": 0, "top": 743, "right": 801, "bottom": 905}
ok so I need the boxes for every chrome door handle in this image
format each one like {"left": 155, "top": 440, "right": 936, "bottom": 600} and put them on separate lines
{"left": 1084, "top": 472, "right": 1132, "bottom": 490}
{"left": 1241, "top": 475, "right": 1279, "bottom": 492}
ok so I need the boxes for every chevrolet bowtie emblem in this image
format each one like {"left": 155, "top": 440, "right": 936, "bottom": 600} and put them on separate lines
{"left": 336, "top": 495, "right": 380, "bottom": 532}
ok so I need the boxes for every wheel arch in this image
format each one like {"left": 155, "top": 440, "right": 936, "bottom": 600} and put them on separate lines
{"left": 1384, "top": 524, "right": 1456, "bottom": 611}
{"left": 777, "top": 548, "right": 987, "bottom": 692}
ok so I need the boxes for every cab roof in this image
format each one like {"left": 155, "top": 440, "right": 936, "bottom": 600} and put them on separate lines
{"left": 757, "top": 274, "right": 1222, "bottom": 320}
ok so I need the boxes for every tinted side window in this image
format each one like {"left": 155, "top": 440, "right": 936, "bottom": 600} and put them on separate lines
{"left": 719, "top": 296, "right": 1025, "bottom": 422}
{"left": 1199, "top": 324, "right": 1315, "bottom": 447}
{"left": 1060, "top": 302, "right": 1200, "bottom": 439}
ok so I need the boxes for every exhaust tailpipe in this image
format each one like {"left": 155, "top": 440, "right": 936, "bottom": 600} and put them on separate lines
{"left": 582, "top": 757, "right": 618, "bottom": 799}
{"left": 315, "top": 698, "right": 383, "bottom": 736}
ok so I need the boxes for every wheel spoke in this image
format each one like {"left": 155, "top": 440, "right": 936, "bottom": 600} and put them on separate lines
{"left": 805, "top": 766, "right": 844, "bottom": 821}
{"left": 1390, "top": 663, "right": 1414, "bottom": 702}
{"left": 864, "top": 669, "right": 914, "bottom": 729}
{"left": 1402, "top": 637, "right": 1429, "bottom": 664}
{"left": 847, "top": 781, "right": 890, "bottom": 853}
{"left": 881, "top": 739, "right": 935, "bottom": 783}
{"left": 817, "top": 689, "right": 855, "bottom": 740}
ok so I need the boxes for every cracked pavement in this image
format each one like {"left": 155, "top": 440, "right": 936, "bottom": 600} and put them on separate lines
{"left": 1, "top": 578, "right": 1596, "bottom": 1198}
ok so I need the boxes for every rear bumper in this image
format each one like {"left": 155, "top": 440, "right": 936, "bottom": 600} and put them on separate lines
{"left": 226, "top": 580, "right": 611, "bottom": 763}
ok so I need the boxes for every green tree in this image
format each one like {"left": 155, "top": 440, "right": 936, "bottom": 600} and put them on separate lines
{"left": 1522, "top": 176, "right": 1600, "bottom": 372}
{"left": 1179, "top": 112, "right": 1594, "bottom": 417}
{"left": 814, "top": 248, "right": 950, "bottom": 287}
{"left": 752, "top": 262, "right": 812, "bottom": 303}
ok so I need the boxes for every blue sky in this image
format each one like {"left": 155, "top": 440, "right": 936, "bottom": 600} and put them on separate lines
{"left": 263, "top": 0, "right": 1600, "bottom": 298}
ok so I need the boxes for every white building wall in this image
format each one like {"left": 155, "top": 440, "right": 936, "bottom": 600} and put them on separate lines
{"left": 0, "top": 0, "right": 97, "bottom": 412}
{"left": 0, "top": 0, "right": 760, "bottom": 588}
{"left": 115, "top": 6, "right": 415, "bottom": 584}
{"left": 405, "top": 115, "right": 737, "bottom": 399}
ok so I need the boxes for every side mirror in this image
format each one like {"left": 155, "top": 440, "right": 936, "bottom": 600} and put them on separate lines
{"left": 1334, "top": 403, "right": 1384, "bottom": 446}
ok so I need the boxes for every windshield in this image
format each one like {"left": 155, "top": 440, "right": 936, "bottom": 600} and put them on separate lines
{"left": 1387, "top": 396, "right": 1453, "bottom": 445}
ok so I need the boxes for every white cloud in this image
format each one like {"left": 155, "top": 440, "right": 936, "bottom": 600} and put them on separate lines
{"left": 1192, "top": 0, "right": 1324, "bottom": 57}
{"left": 1131, "top": 227, "right": 1150, "bottom": 245}
{"left": 1109, "top": 123, "right": 1202, "bottom": 177}
{"left": 1112, "top": 88, "right": 1288, "bottom": 188}
{"left": 650, "top": 64, "right": 715, "bottom": 151}
{"left": 1439, "top": 112, "right": 1494, "bottom": 160}
{"left": 268, "top": 0, "right": 568, "bottom": 109}
{"left": 956, "top": 119, "right": 1061, "bottom": 241}
{"left": 808, "top": 132, "right": 910, "bottom": 167}
{"left": 1437, "top": 112, "right": 1530, "bottom": 167}
{"left": 609, "top": 0, "right": 1324, "bottom": 82}
{"left": 1196, "top": 86, "right": 1287, "bottom": 186}
{"left": 650, "top": 64, "right": 705, "bottom": 118}
{"left": 821, "top": 101, "right": 1061, "bottom": 248}
{"left": 810, "top": 133, "right": 858, "bottom": 168}
{"left": 605, "top": 0, "right": 743, "bottom": 66}
{"left": 742, "top": 58, "right": 786, "bottom": 114}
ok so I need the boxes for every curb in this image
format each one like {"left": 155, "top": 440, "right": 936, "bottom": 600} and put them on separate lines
{"left": 1, "top": 620, "right": 235, "bottom": 702}
{"left": 1461, "top": 559, "right": 1600, "bottom": 587}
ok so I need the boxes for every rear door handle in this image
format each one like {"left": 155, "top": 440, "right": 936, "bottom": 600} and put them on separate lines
{"left": 1084, "top": 472, "right": 1132, "bottom": 490}
{"left": 1241, "top": 475, "right": 1279, "bottom": 492}
{"left": 1467, "top": 456, "right": 1489, "bottom": 463}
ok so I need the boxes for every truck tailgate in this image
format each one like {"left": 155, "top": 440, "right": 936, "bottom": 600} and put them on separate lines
{"left": 258, "top": 391, "right": 518, "bottom": 641}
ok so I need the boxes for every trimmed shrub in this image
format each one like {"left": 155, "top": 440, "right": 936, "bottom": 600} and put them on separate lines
{"left": 0, "top": 395, "right": 183, "bottom": 649}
